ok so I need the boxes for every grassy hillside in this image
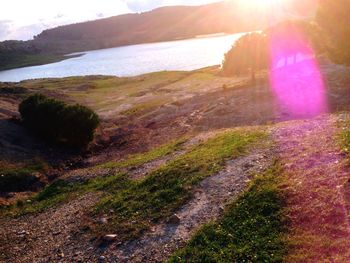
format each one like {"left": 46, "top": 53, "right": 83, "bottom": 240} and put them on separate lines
{"left": 1, "top": 60, "right": 350, "bottom": 261}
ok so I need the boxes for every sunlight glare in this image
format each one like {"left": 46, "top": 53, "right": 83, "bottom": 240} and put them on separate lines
{"left": 242, "top": 0, "right": 287, "bottom": 9}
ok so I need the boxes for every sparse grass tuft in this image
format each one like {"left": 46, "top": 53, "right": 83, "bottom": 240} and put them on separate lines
{"left": 169, "top": 163, "right": 287, "bottom": 263}
{"left": 0, "top": 158, "right": 49, "bottom": 192}
{"left": 100, "top": 138, "right": 187, "bottom": 170}
{"left": 120, "top": 99, "right": 170, "bottom": 117}
{"left": 339, "top": 119, "right": 350, "bottom": 155}
{"left": 4, "top": 174, "right": 131, "bottom": 216}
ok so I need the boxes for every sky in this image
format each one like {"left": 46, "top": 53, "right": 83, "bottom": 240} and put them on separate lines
{"left": 0, "top": 0, "right": 220, "bottom": 41}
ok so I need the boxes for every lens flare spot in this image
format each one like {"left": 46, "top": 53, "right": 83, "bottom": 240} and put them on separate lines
{"left": 269, "top": 24, "right": 328, "bottom": 119}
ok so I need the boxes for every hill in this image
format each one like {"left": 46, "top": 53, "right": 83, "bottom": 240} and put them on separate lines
{"left": 33, "top": 2, "right": 268, "bottom": 53}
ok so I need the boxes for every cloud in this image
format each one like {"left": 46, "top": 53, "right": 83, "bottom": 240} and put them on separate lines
{"left": 122, "top": 0, "right": 218, "bottom": 12}
{"left": 0, "top": 20, "right": 13, "bottom": 40}
{"left": 0, "top": 0, "right": 219, "bottom": 41}
{"left": 7, "top": 24, "right": 47, "bottom": 41}
{"left": 122, "top": 0, "right": 164, "bottom": 12}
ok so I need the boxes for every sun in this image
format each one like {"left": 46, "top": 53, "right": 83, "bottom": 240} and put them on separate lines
{"left": 243, "top": 0, "right": 288, "bottom": 9}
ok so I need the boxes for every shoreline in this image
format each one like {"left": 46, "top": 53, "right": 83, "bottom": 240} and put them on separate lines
{"left": 0, "top": 32, "right": 242, "bottom": 77}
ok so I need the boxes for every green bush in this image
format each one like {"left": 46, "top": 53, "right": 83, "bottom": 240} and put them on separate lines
{"left": 19, "top": 94, "right": 99, "bottom": 148}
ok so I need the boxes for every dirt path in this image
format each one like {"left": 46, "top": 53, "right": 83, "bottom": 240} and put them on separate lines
{"left": 0, "top": 193, "right": 100, "bottom": 263}
{"left": 273, "top": 115, "right": 350, "bottom": 262}
{"left": 100, "top": 146, "right": 274, "bottom": 262}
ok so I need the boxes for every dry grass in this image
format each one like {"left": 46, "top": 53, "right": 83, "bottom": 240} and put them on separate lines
{"left": 273, "top": 116, "right": 350, "bottom": 262}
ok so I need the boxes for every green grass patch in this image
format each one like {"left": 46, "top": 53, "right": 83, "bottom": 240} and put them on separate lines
{"left": 2, "top": 139, "right": 186, "bottom": 216}
{"left": 0, "top": 159, "right": 49, "bottom": 192}
{"left": 3, "top": 173, "right": 131, "bottom": 216}
{"left": 120, "top": 99, "right": 170, "bottom": 117}
{"left": 336, "top": 116, "right": 350, "bottom": 162}
{"left": 338, "top": 118, "right": 350, "bottom": 155}
{"left": 94, "top": 129, "right": 266, "bottom": 240}
{"left": 168, "top": 163, "right": 287, "bottom": 263}
{"left": 100, "top": 138, "right": 187, "bottom": 170}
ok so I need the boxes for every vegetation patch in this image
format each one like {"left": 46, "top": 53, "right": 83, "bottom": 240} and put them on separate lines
{"left": 168, "top": 163, "right": 287, "bottom": 263}
{"left": 100, "top": 138, "right": 186, "bottom": 170}
{"left": 2, "top": 139, "right": 185, "bottom": 215}
{"left": 0, "top": 159, "right": 49, "bottom": 193}
{"left": 120, "top": 99, "right": 170, "bottom": 117}
{"left": 338, "top": 117, "right": 350, "bottom": 155}
{"left": 3, "top": 173, "right": 131, "bottom": 216}
{"left": 19, "top": 94, "right": 99, "bottom": 148}
{"left": 94, "top": 129, "right": 266, "bottom": 240}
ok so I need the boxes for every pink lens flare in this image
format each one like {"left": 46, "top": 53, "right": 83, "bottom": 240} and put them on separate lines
{"left": 269, "top": 25, "right": 328, "bottom": 119}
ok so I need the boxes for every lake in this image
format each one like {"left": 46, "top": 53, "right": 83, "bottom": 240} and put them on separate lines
{"left": 0, "top": 33, "right": 245, "bottom": 82}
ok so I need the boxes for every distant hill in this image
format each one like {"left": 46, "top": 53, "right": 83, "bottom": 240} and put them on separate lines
{"left": 29, "top": 0, "right": 316, "bottom": 53}
{"left": 33, "top": 2, "right": 268, "bottom": 53}
{"left": 0, "top": 0, "right": 312, "bottom": 70}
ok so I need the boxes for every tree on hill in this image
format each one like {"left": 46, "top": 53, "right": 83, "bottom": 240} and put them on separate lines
{"left": 222, "top": 33, "right": 268, "bottom": 81}
{"left": 316, "top": 0, "right": 350, "bottom": 64}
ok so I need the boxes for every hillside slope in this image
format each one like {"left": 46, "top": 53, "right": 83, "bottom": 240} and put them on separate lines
{"left": 1, "top": 60, "right": 350, "bottom": 261}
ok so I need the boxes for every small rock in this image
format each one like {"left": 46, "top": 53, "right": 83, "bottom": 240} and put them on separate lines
{"left": 168, "top": 214, "right": 181, "bottom": 225}
{"left": 53, "top": 231, "right": 61, "bottom": 236}
{"left": 99, "top": 256, "right": 106, "bottom": 262}
{"left": 98, "top": 218, "right": 108, "bottom": 224}
{"left": 17, "top": 230, "right": 29, "bottom": 235}
{"left": 5, "top": 192, "right": 15, "bottom": 198}
{"left": 103, "top": 234, "right": 117, "bottom": 242}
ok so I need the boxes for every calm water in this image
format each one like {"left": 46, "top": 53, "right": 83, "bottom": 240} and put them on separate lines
{"left": 0, "top": 33, "right": 245, "bottom": 82}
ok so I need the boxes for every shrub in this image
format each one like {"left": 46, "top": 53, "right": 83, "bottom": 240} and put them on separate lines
{"left": 222, "top": 32, "right": 268, "bottom": 81}
{"left": 0, "top": 168, "right": 40, "bottom": 192}
{"left": 19, "top": 94, "right": 99, "bottom": 148}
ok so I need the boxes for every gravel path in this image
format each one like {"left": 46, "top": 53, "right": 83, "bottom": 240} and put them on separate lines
{"left": 0, "top": 193, "right": 101, "bottom": 263}
{"left": 273, "top": 115, "right": 350, "bottom": 262}
{"left": 101, "top": 146, "right": 274, "bottom": 262}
